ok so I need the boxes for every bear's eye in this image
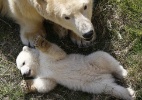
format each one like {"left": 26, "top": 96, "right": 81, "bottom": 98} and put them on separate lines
{"left": 22, "top": 62, "right": 25, "bottom": 66}
{"left": 65, "top": 16, "right": 70, "bottom": 20}
{"left": 84, "top": 5, "right": 87, "bottom": 10}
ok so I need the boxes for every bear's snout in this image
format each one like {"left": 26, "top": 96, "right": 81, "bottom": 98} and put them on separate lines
{"left": 21, "top": 66, "right": 31, "bottom": 78}
{"left": 22, "top": 69, "right": 31, "bottom": 78}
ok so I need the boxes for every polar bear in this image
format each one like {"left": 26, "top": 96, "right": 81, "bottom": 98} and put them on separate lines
{"left": 16, "top": 36, "right": 135, "bottom": 100}
{"left": 0, "top": 0, "right": 94, "bottom": 47}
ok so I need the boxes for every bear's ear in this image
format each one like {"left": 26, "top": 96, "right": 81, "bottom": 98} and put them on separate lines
{"left": 23, "top": 46, "right": 30, "bottom": 52}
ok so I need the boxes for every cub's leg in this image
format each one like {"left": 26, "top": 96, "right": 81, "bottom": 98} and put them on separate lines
{"left": 34, "top": 36, "right": 66, "bottom": 60}
{"left": 34, "top": 35, "right": 51, "bottom": 52}
{"left": 103, "top": 83, "right": 135, "bottom": 100}
{"left": 86, "top": 51, "right": 127, "bottom": 79}
{"left": 85, "top": 75, "right": 135, "bottom": 100}
{"left": 18, "top": 19, "right": 46, "bottom": 47}
{"left": 20, "top": 78, "right": 56, "bottom": 93}
{"left": 70, "top": 31, "right": 96, "bottom": 47}
{"left": 91, "top": 82, "right": 135, "bottom": 100}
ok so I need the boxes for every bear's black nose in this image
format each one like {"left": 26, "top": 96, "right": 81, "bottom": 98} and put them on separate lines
{"left": 83, "top": 30, "right": 93, "bottom": 40}
{"left": 22, "top": 70, "right": 31, "bottom": 78}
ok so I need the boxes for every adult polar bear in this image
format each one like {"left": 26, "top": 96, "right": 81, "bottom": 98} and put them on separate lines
{"left": 0, "top": 0, "right": 95, "bottom": 47}
{"left": 16, "top": 36, "right": 135, "bottom": 100}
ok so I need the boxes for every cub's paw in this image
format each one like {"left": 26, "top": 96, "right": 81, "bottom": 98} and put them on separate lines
{"left": 20, "top": 80, "right": 30, "bottom": 93}
{"left": 114, "top": 65, "right": 128, "bottom": 79}
{"left": 127, "top": 88, "right": 135, "bottom": 100}
{"left": 34, "top": 35, "right": 50, "bottom": 51}
{"left": 119, "top": 65, "right": 128, "bottom": 78}
{"left": 34, "top": 35, "right": 44, "bottom": 47}
{"left": 70, "top": 33, "right": 95, "bottom": 47}
{"left": 20, "top": 80, "right": 36, "bottom": 93}
{"left": 122, "top": 68, "right": 128, "bottom": 78}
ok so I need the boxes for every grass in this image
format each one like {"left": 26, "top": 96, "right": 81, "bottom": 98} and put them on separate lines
{"left": 119, "top": 0, "right": 142, "bottom": 35}
{"left": 0, "top": 0, "right": 142, "bottom": 100}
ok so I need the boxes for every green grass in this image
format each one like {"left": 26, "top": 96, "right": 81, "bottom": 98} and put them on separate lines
{"left": 118, "top": 0, "right": 142, "bottom": 35}
{"left": 126, "top": 39, "right": 142, "bottom": 100}
{"left": 0, "top": 0, "right": 142, "bottom": 100}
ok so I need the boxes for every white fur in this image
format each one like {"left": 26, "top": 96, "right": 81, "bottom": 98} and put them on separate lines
{"left": 33, "top": 78, "right": 56, "bottom": 93}
{"left": 16, "top": 43, "right": 135, "bottom": 100}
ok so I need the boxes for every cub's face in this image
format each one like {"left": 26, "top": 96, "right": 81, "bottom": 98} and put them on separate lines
{"left": 29, "top": 0, "right": 95, "bottom": 41}
{"left": 16, "top": 46, "right": 39, "bottom": 78}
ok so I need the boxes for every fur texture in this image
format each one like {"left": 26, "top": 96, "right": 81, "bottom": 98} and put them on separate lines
{"left": 16, "top": 36, "right": 135, "bottom": 100}
{"left": 0, "top": 0, "right": 95, "bottom": 46}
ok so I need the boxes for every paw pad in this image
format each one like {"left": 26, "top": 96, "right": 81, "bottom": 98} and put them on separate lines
{"left": 20, "top": 80, "right": 30, "bottom": 93}
{"left": 33, "top": 35, "right": 42, "bottom": 47}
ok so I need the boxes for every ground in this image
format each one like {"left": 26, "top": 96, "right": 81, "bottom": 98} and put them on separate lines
{"left": 0, "top": 0, "right": 142, "bottom": 100}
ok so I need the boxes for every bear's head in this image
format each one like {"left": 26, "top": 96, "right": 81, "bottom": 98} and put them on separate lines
{"left": 28, "top": 0, "right": 95, "bottom": 41}
{"left": 16, "top": 46, "right": 39, "bottom": 78}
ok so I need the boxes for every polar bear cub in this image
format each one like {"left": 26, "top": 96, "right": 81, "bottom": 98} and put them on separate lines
{"left": 16, "top": 36, "right": 134, "bottom": 100}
